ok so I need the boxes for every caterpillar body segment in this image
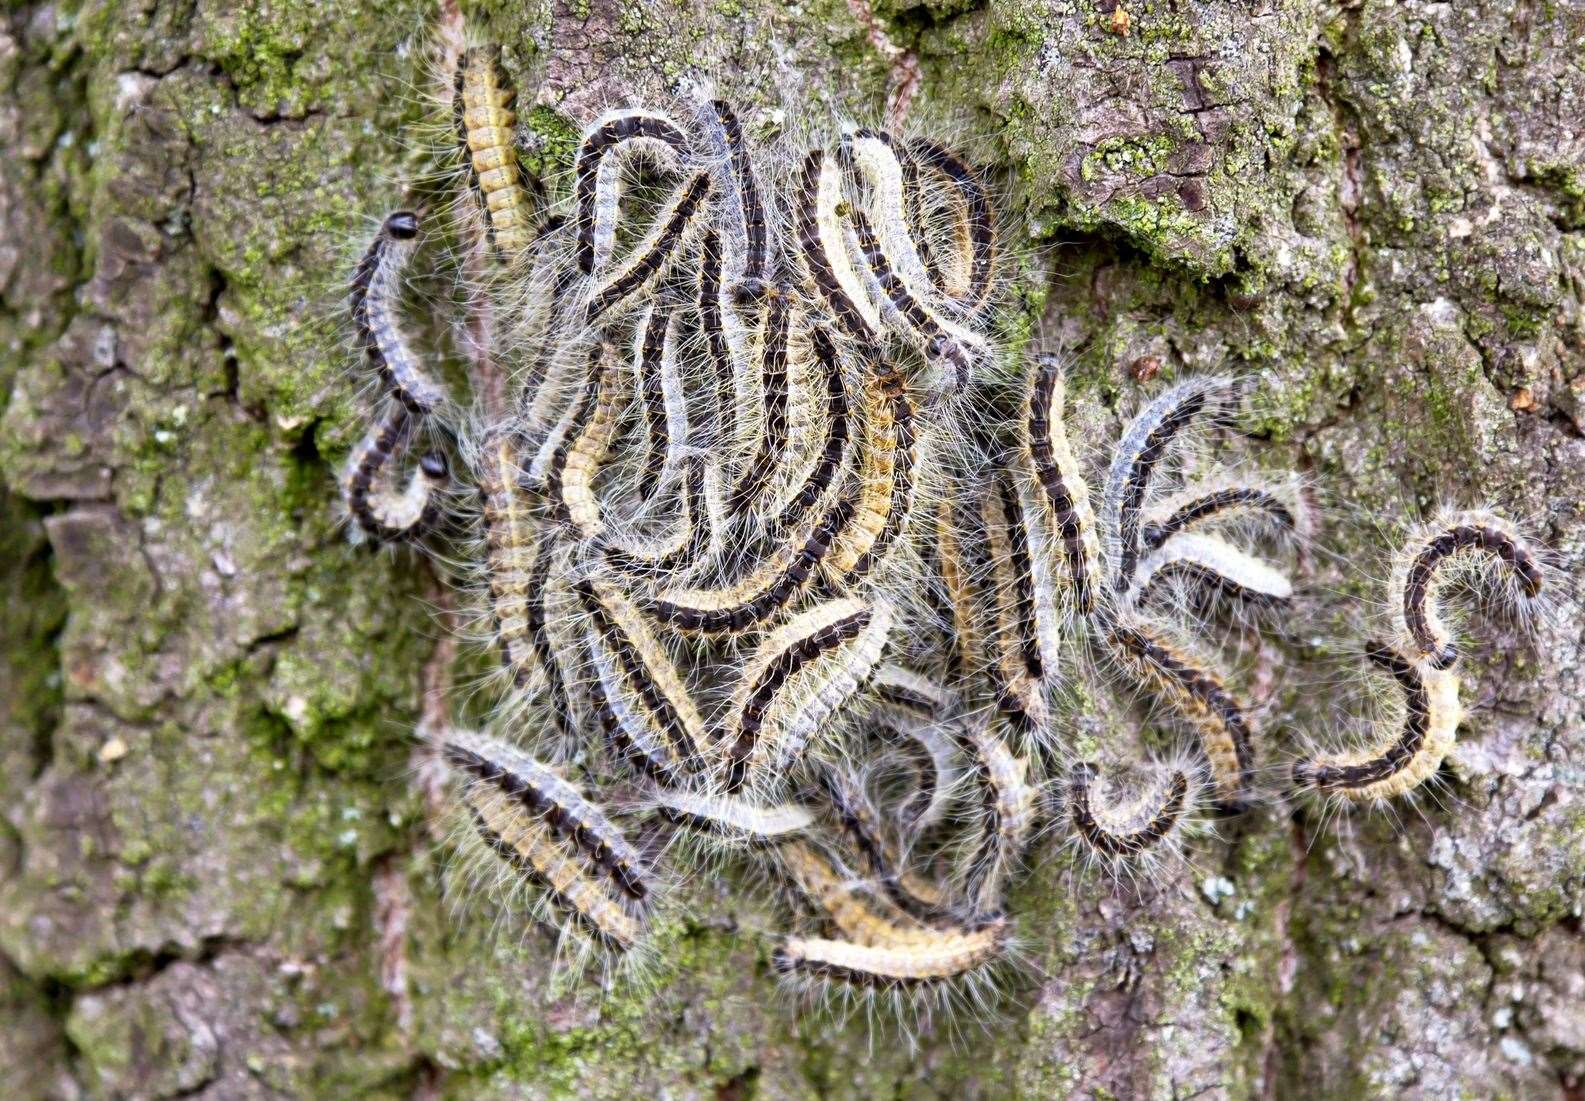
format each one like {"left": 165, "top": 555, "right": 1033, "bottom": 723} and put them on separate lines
{"left": 1066, "top": 760, "right": 1194, "bottom": 863}
{"left": 1103, "top": 376, "right": 1243, "bottom": 594}
{"left": 1141, "top": 480, "right": 1305, "bottom": 552}
{"left": 578, "top": 577, "right": 709, "bottom": 784}
{"left": 903, "top": 138, "right": 998, "bottom": 314}
{"left": 1021, "top": 355, "right": 1102, "bottom": 617}
{"left": 583, "top": 170, "right": 714, "bottom": 325}
{"left": 718, "top": 597, "right": 893, "bottom": 792}
{"left": 795, "top": 149, "right": 883, "bottom": 342}
{"left": 1389, "top": 510, "right": 1546, "bottom": 671}
{"left": 452, "top": 46, "right": 534, "bottom": 259}
{"left": 573, "top": 109, "right": 692, "bottom": 274}
{"left": 1015, "top": 475, "right": 1070, "bottom": 699}
{"left": 350, "top": 211, "right": 447, "bottom": 415}
{"left": 933, "top": 492, "right": 983, "bottom": 690}
{"left": 554, "top": 340, "right": 629, "bottom": 539}
{"left": 1131, "top": 531, "right": 1294, "bottom": 609}
{"left": 342, "top": 403, "right": 449, "bottom": 543}
{"left": 1291, "top": 642, "right": 1463, "bottom": 802}
{"left": 442, "top": 730, "right": 649, "bottom": 901}
{"left": 461, "top": 783, "right": 645, "bottom": 952}
{"left": 959, "top": 718, "right": 1040, "bottom": 913}
{"left": 1105, "top": 618, "right": 1255, "bottom": 811}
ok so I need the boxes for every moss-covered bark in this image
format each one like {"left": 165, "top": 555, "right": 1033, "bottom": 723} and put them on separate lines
{"left": 0, "top": 0, "right": 1581, "bottom": 1097}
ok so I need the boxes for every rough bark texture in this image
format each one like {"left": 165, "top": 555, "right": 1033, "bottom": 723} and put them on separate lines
{"left": 1, "top": 0, "right": 1582, "bottom": 1097}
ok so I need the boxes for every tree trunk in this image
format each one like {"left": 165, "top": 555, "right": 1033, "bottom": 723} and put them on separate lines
{"left": 2, "top": 0, "right": 1582, "bottom": 1097}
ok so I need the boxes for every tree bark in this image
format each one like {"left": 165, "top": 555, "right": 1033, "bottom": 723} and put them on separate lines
{"left": 2, "top": 0, "right": 1582, "bottom": 1097}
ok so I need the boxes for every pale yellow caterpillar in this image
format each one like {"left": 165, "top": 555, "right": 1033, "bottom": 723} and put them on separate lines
{"left": 1291, "top": 642, "right": 1463, "bottom": 802}
{"left": 452, "top": 46, "right": 534, "bottom": 259}
{"left": 1105, "top": 617, "right": 1255, "bottom": 811}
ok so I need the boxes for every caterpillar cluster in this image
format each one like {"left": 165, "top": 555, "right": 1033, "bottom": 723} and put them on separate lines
{"left": 332, "top": 20, "right": 1552, "bottom": 1029}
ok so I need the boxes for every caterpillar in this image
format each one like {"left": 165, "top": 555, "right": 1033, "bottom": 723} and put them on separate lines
{"left": 342, "top": 403, "right": 449, "bottom": 543}
{"left": 443, "top": 730, "right": 649, "bottom": 901}
{"left": 795, "top": 149, "right": 883, "bottom": 342}
{"left": 653, "top": 788, "right": 815, "bottom": 843}
{"left": 459, "top": 782, "right": 644, "bottom": 952}
{"left": 1066, "top": 760, "right": 1193, "bottom": 862}
{"left": 556, "top": 341, "right": 629, "bottom": 539}
{"left": 719, "top": 596, "right": 891, "bottom": 790}
{"left": 981, "top": 476, "right": 1048, "bottom": 734}
{"left": 1022, "top": 354, "right": 1102, "bottom": 616}
{"left": 1103, "top": 376, "right": 1241, "bottom": 593}
{"left": 349, "top": 211, "right": 447, "bottom": 414}
{"left": 825, "top": 356, "right": 917, "bottom": 582}
{"left": 1130, "top": 531, "right": 1294, "bottom": 608}
{"left": 959, "top": 717, "right": 1040, "bottom": 912}
{"left": 1105, "top": 618, "right": 1255, "bottom": 811}
{"left": 1388, "top": 509, "right": 1546, "bottom": 671}
{"left": 1291, "top": 641, "right": 1463, "bottom": 801}
{"left": 904, "top": 139, "right": 997, "bottom": 313}
{"left": 772, "top": 919, "right": 1008, "bottom": 988}
{"left": 474, "top": 430, "right": 543, "bottom": 685}
{"left": 578, "top": 577, "right": 708, "bottom": 784}
{"left": 573, "top": 109, "right": 691, "bottom": 274}
{"left": 836, "top": 132, "right": 989, "bottom": 393}
{"left": 452, "top": 46, "right": 534, "bottom": 259}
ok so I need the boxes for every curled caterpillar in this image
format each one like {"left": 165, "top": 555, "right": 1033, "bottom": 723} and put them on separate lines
{"left": 1291, "top": 641, "right": 1463, "bottom": 801}
{"left": 1067, "top": 761, "right": 1193, "bottom": 862}
{"left": 1389, "top": 510, "right": 1545, "bottom": 670}
{"left": 342, "top": 403, "right": 448, "bottom": 543}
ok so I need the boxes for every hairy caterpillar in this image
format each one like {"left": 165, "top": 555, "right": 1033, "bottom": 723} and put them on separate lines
{"left": 333, "top": 32, "right": 1563, "bottom": 1033}
{"left": 720, "top": 597, "right": 891, "bottom": 790}
{"left": 1388, "top": 509, "right": 1546, "bottom": 670}
{"left": 452, "top": 47, "right": 534, "bottom": 259}
{"left": 1141, "top": 480, "right": 1303, "bottom": 552}
{"left": 457, "top": 782, "right": 645, "bottom": 952}
{"left": 577, "top": 577, "right": 708, "bottom": 784}
{"left": 1105, "top": 618, "right": 1255, "bottom": 811}
{"left": 1021, "top": 354, "right": 1102, "bottom": 616}
{"left": 1130, "top": 531, "right": 1294, "bottom": 608}
{"left": 342, "top": 403, "right": 449, "bottom": 543}
{"left": 1291, "top": 642, "right": 1463, "bottom": 801}
{"left": 1066, "top": 760, "right": 1194, "bottom": 862}
{"left": 349, "top": 211, "right": 447, "bottom": 415}
{"left": 443, "top": 730, "right": 649, "bottom": 901}
{"left": 1103, "top": 376, "right": 1241, "bottom": 593}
